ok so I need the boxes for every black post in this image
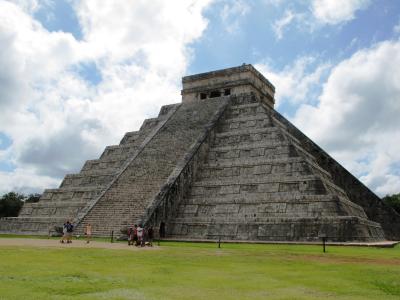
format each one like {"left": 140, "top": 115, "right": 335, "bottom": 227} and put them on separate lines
{"left": 218, "top": 236, "right": 221, "bottom": 248}
{"left": 319, "top": 234, "right": 327, "bottom": 253}
{"left": 111, "top": 230, "right": 114, "bottom": 243}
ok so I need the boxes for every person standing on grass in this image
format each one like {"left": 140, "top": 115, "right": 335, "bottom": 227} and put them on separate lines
{"left": 133, "top": 224, "right": 138, "bottom": 246}
{"left": 127, "top": 226, "right": 134, "bottom": 246}
{"left": 85, "top": 223, "right": 92, "bottom": 244}
{"left": 147, "top": 226, "right": 154, "bottom": 247}
{"left": 143, "top": 227, "right": 148, "bottom": 247}
{"left": 65, "top": 220, "right": 74, "bottom": 243}
{"left": 137, "top": 224, "right": 143, "bottom": 247}
{"left": 60, "top": 221, "right": 67, "bottom": 243}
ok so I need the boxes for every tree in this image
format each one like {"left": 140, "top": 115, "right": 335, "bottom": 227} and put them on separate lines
{"left": 0, "top": 192, "right": 25, "bottom": 218}
{"left": 382, "top": 193, "right": 400, "bottom": 215}
{"left": 25, "top": 193, "right": 41, "bottom": 203}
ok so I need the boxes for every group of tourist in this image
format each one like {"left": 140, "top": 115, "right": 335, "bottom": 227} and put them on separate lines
{"left": 59, "top": 221, "right": 92, "bottom": 244}
{"left": 59, "top": 221, "right": 157, "bottom": 247}
{"left": 127, "top": 224, "right": 154, "bottom": 247}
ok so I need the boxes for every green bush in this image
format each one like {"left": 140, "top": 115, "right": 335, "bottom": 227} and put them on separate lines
{"left": 382, "top": 193, "right": 400, "bottom": 214}
{"left": 0, "top": 192, "right": 25, "bottom": 217}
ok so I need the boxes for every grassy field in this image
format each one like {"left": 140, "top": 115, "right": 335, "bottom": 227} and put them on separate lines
{"left": 0, "top": 237, "right": 399, "bottom": 300}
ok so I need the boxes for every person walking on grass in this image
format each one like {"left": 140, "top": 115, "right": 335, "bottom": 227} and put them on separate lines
{"left": 85, "top": 223, "right": 92, "bottom": 244}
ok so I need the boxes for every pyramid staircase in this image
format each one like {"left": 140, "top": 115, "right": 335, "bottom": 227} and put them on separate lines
{"left": 166, "top": 95, "right": 385, "bottom": 241}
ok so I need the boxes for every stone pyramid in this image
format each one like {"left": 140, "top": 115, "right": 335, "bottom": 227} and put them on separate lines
{"left": 1, "top": 65, "right": 399, "bottom": 242}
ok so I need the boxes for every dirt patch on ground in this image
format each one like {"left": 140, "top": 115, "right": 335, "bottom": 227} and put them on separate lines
{"left": 0, "top": 238, "right": 159, "bottom": 251}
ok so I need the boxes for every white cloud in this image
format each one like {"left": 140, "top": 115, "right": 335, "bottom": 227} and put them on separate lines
{"left": 0, "top": 167, "right": 60, "bottom": 195}
{"left": 292, "top": 40, "right": 400, "bottom": 196}
{"left": 9, "top": 0, "right": 47, "bottom": 13}
{"left": 220, "top": 0, "right": 251, "bottom": 34}
{"left": 272, "top": 9, "right": 295, "bottom": 40}
{"left": 0, "top": 0, "right": 213, "bottom": 194}
{"left": 256, "top": 57, "right": 330, "bottom": 107}
{"left": 311, "top": 0, "right": 371, "bottom": 25}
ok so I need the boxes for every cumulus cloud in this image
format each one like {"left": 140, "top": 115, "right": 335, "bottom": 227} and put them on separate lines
{"left": 272, "top": 9, "right": 296, "bottom": 40}
{"left": 267, "top": 0, "right": 371, "bottom": 40}
{"left": 0, "top": 0, "right": 213, "bottom": 194}
{"left": 292, "top": 40, "right": 400, "bottom": 196}
{"left": 311, "top": 0, "right": 371, "bottom": 25}
{"left": 256, "top": 57, "right": 330, "bottom": 107}
{"left": 220, "top": 0, "right": 251, "bottom": 34}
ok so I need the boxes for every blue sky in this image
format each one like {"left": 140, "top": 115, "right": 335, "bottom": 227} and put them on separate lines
{"left": 0, "top": 0, "right": 400, "bottom": 196}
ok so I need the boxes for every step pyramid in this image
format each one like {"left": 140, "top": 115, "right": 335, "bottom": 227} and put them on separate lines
{"left": 1, "top": 64, "right": 399, "bottom": 241}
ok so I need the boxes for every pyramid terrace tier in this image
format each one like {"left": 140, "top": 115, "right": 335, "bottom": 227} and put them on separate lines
{"left": 37, "top": 186, "right": 103, "bottom": 203}
{"left": 167, "top": 216, "right": 384, "bottom": 242}
{"left": 19, "top": 201, "right": 87, "bottom": 218}
{"left": 175, "top": 193, "right": 368, "bottom": 220}
{"left": 0, "top": 217, "right": 68, "bottom": 235}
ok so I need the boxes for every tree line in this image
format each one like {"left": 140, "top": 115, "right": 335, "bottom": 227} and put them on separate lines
{"left": 0, "top": 192, "right": 41, "bottom": 218}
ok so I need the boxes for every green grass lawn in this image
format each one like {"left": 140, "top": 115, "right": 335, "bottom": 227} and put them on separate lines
{"left": 0, "top": 239, "right": 399, "bottom": 300}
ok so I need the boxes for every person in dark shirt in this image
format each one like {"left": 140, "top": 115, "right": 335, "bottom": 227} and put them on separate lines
{"left": 147, "top": 226, "right": 154, "bottom": 247}
{"left": 65, "top": 220, "right": 74, "bottom": 244}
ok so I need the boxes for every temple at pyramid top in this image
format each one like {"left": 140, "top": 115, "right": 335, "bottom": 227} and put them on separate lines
{"left": 181, "top": 64, "right": 275, "bottom": 107}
